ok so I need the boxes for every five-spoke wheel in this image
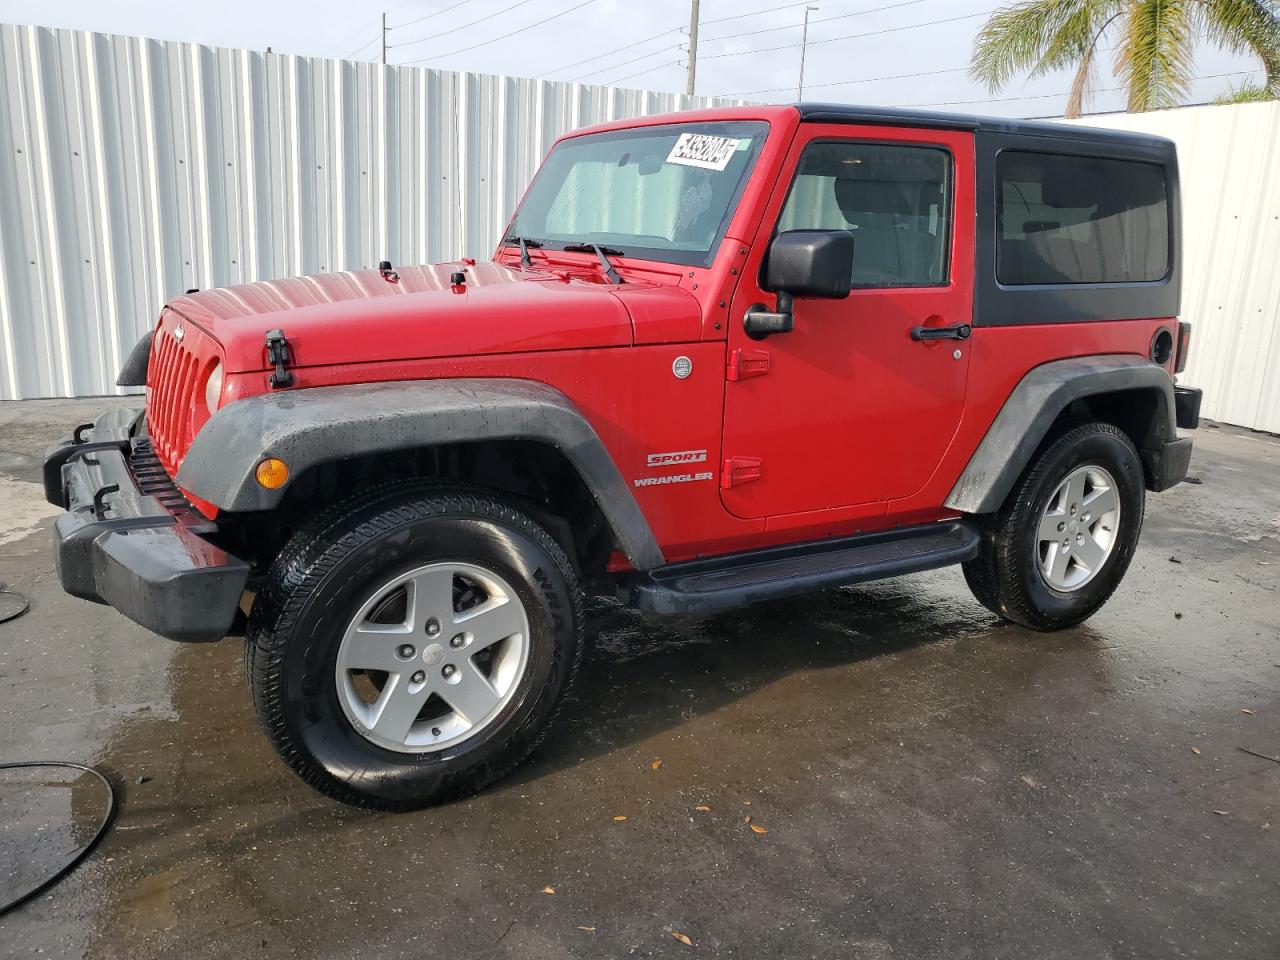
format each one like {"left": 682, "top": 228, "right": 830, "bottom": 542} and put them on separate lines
{"left": 246, "top": 485, "right": 582, "bottom": 810}
{"left": 1035, "top": 465, "right": 1121, "bottom": 591}
{"left": 335, "top": 562, "right": 531, "bottom": 753}
{"left": 963, "top": 421, "right": 1145, "bottom": 631}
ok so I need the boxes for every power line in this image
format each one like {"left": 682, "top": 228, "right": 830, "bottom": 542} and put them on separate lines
{"left": 390, "top": 0, "right": 484, "bottom": 30}
{"left": 544, "top": 27, "right": 680, "bottom": 76}
{"left": 701, "top": 0, "right": 932, "bottom": 45}
{"left": 574, "top": 45, "right": 677, "bottom": 82}
{"left": 729, "top": 64, "right": 971, "bottom": 97}
{"left": 391, "top": 0, "right": 540, "bottom": 50}
{"left": 704, "top": 0, "right": 835, "bottom": 27}
{"left": 697, "top": 8, "right": 991, "bottom": 62}
{"left": 897, "top": 69, "right": 1258, "bottom": 108}
{"left": 544, "top": 0, "right": 880, "bottom": 79}
{"left": 345, "top": 34, "right": 381, "bottom": 59}
{"left": 401, "top": 0, "right": 599, "bottom": 63}
{"left": 598, "top": 59, "right": 686, "bottom": 87}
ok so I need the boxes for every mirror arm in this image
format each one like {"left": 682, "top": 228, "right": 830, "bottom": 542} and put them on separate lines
{"left": 743, "top": 292, "right": 795, "bottom": 341}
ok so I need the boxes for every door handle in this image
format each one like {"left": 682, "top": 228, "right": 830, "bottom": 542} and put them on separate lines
{"left": 910, "top": 323, "right": 971, "bottom": 342}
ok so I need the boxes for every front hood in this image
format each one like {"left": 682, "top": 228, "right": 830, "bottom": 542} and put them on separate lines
{"left": 165, "top": 261, "right": 698, "bottom": 373}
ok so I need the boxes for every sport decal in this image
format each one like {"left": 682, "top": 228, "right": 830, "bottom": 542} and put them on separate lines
{"left": 646, "top": 449, "right": 708, "bottom": 468}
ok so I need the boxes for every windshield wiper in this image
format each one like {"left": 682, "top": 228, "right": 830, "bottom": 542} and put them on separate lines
{"left": 562, "top": 243, "right": 624, "bottom": 284}
{"left": 502, "top": 234, "right": 543, "bottom": 266}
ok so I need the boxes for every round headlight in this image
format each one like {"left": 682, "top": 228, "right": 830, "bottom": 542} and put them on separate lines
{"left": 204, "top": 360, "right": 224, "bottom": 412}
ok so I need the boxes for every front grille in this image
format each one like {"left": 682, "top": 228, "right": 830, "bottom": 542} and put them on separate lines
{"left": 146, "top": 315, "right": 210, "bottom": 477}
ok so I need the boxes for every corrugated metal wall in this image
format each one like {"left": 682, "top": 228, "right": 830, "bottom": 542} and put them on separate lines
{"left": 1064, "top": 102, "right": 1280, "bottom": 433}
{"left": 0, "top": 24, "right": 736, "bottom": 400}
{"left": 4, "top": 25, "right": 1278, "bottom": 432}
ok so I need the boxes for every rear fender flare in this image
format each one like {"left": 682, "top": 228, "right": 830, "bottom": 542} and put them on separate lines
{"left": 945, "top": 355, "right": 1177, "bottom": 515}
{"left": 177, "top": 379, "right": 665, "bottom": 570}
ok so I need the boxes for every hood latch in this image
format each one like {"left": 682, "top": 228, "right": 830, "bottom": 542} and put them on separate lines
{"left": 265, "top": 329, "right": 295, "bottom": 388}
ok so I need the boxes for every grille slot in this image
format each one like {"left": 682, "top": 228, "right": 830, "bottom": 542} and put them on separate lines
{"left": 146, "top": 317, "right": 211, "bottom": 477}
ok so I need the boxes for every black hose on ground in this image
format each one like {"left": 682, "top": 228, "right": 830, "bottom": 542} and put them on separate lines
{"left": 0, "top": 761, "right": 117, "bottom": 917}
{"left": 0, "top": 584, "right": 28, "bottom": 624}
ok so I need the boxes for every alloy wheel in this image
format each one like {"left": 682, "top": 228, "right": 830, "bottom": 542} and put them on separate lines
{"left": 334, "top": 561, "right": 531, "bottom": 753}
{"left": 1036, "top": 464, "right": 1122, "bottom": 592}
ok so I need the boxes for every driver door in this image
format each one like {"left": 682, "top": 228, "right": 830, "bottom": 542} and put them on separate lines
{"left": 720, "top": 124, "right": 975, "bottom": 520}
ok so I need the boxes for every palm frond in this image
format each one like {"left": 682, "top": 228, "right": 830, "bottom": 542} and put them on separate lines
{"left": 1116, "top": 0, "right": 1197, "bottom": 110}
{"left": 1066, "top": 40, "right": 1101, "bottom": 116}
{"left": 970, "top": 0, "right": 1105, "bottom": 90}
{"left": 1197, "top": 0, "right": 1280, "bottom": 92}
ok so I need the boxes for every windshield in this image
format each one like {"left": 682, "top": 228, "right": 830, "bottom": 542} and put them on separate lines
{"left": 506, "top": 121, "right": 769, "bottom": 268}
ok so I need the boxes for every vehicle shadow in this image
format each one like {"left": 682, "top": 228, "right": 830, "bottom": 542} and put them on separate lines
{"left": 506, "top": 572, "right": 1032, "bottom": 786}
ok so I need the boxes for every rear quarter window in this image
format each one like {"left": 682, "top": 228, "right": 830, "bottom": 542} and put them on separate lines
{"left": 997, "top": 151, "right": 1170, "bottom": 285}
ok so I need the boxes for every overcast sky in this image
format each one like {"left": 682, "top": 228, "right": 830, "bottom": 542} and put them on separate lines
{"left": 0, "top": 0, "right": 1265, "bottom": 118}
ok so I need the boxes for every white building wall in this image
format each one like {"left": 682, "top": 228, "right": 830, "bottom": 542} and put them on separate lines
{"left": 1064, "top": 102, "right": 1280, "bottom": 433}
{"left": 0, "top": 24, "right": 737, "bottom": 399}
{"left": 3, "top": 23, "right": 1277, "bottom": 433}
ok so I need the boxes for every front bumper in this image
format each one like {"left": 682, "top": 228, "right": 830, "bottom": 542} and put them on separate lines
{"left": 44, "top": 410, "right": 249, "bottom": 642}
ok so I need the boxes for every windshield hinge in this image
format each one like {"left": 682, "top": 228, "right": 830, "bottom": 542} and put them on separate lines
{"left": 727, "top": 348, "right": 770, "bottom": 382}
{"left": 265, "top": 329, "right": 294, "bottom": 389}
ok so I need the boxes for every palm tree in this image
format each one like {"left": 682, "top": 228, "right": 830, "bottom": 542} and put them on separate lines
{"left": 970, "top": 0, "right": 1280, "bottom": 117}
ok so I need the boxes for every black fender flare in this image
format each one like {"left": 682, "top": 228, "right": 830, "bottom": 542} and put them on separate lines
{"left": 116, "top": 331, "right": 153, "bottom": 387}
{"left": 177, "top": 378, "right": 665, "bottom": 570}
{"left": 945, "top": 355, "right": 1178, "bottom": 515}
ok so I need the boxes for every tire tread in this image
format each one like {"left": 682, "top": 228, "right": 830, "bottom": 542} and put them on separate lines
{"left": 245, "top": 482, "right": 583, "bottom": 810}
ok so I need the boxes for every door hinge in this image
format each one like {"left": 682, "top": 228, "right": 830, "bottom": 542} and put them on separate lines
{"left": 721, "top": 456, "right": 763, "bottom": 489}
{"left": 727, "top": 348, "right": 770, "bottom": 381}
{"left": 264, "top": 328, "right": 294, "bottom": 388}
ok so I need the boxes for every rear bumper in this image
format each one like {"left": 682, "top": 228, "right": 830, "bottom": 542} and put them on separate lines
{"left": 44, "top": 411, "right": 249, "bottom": 642}
{"left": 1175, "top": 386, "right": 1202, "bottom": 430}
{"left": 1139, "top": 384, "right": 1202, "bottom": 492}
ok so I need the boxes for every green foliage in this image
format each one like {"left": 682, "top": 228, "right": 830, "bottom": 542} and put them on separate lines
{"left": 1214, "top": 81, "right": 1278, "bottom": 101}
{"left": 970, "top": 0, "right": 1280, "bottom": 116}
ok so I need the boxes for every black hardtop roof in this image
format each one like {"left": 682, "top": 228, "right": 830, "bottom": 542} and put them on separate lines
{"left": 795, "top": 102, "right": 1174, "bottom": 150}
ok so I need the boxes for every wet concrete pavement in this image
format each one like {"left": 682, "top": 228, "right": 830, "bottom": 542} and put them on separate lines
{"left": 1, "top": 399, "right": 1277, "bottom": 959}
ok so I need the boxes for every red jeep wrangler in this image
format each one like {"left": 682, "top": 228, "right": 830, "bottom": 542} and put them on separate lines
{"left": 45, "top": 104, "right": 1201, "bottom": 809}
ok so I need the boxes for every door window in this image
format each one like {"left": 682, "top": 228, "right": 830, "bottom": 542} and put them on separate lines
{"left": 777, "top": 141, "right": 952, "bottom": 288}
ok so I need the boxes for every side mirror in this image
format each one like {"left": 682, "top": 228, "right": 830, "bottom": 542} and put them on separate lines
{"left": 745, "top": 230, "right": 854, "bottom": 340}
{"left": 764, "top": 230, "right": 855, "bottom": 299}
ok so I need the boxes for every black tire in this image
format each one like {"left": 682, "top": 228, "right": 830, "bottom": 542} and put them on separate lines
{"left": 245, "top": 484, "right": 583, "bottom": 810}
{"left": 962, "top": 422, "right": 1145, "bottom": 631}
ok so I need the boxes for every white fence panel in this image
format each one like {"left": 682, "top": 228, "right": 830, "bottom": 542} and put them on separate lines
{"left": 5, "top": 23, "right": 1277, "bottom": 432}
{"left": 0, "top": 24, "right": 736, "bottom": 399}
{"left": 1064, "top": 102, "right": 1280, "bottom": 433}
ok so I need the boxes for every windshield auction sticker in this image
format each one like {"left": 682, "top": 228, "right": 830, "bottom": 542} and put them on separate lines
{"left": 666, "top": 133, "right": 741, "bottom": 171}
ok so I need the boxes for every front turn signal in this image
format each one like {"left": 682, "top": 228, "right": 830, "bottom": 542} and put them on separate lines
{"left": 255, "top": 457, "right": 289, "bottom": 489}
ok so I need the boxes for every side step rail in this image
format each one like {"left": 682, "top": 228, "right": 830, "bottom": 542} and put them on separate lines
{"left": 624, "top": 520, "right": 981, "bottom": 615}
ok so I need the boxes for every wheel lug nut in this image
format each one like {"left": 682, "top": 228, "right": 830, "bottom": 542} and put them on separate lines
{"left": 411, "top": 670, "right": 426, "bottom": 684}
{"left": 442, "top": 664, "right": 457, "bottom": 678}
{"left": 1057, "top": 522, "right": 1066, "bottom": 532}
{"left": 450, "top": 634, "right": 465, "bottom": 648}
{"left": 425, "top": 618, "right": 441, "bottom": 637}
{"left": 397, "top": 644, "right": 415, "bottom": 659}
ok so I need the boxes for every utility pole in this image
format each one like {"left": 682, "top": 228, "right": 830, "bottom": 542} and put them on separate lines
{"left": 381, "top": 12, "right": 388, "bottom": 65}
{"left": 685, "top": 0, "right": 700, "bottom": 96}
{"left": 797, "top": 6, "right": 818, "bottom": 100}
